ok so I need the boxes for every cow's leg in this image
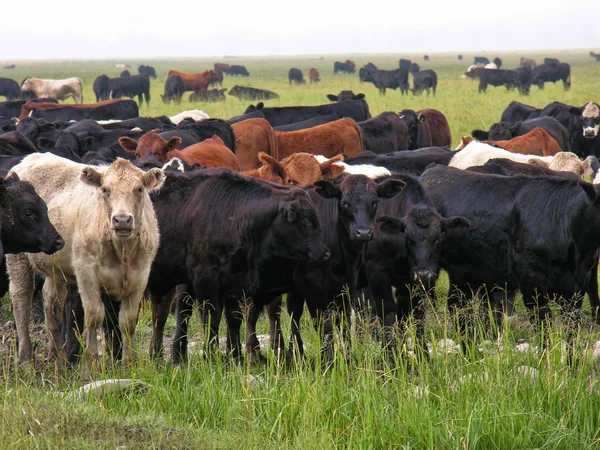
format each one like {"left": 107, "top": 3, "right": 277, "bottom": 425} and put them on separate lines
{"left": 63, "top": 286, "right": 85, "bottom": 365}
{"left": 194, "top": 275, "right": 222, "bottom": 355}
{"left": 150, "top": 288, "right": 175, "bottom": 360}
{"left": 368, "top": 271, "right": 397, "bottom": 350}
{"left": 588, "top": 257, "right": 600, "bottom": 324}
{"left": 225, "top": 296, "right": 243, "bottom": 360}
{"left": 245, "top": 296, "right": 264, "bottom": 364}
{"left": 118, "top": 289, "right": 144, "bottom": 367}
{"left": 287, "top": 291, "right": 306, "bottom": 359}
{"left": 145, "top": 91, "right": 151, "bottom": 104}
{"left": 172, "top": 285, "right": 194, "bottom": 364}
{"left": 266, "top": 296, "right": 285, "bottom": 360}
{"left": 42, "top": 277, "right": 67, "bottom": 361}
{"left": 6, "top": 254, "right": 35, "bottom": 362}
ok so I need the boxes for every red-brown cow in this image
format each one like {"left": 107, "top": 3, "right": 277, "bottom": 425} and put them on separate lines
{"left": 166, "top": 70, "right": 221, "bottom": 92}
{"left": 455, "top": 127, "right": 563, "bottom": 156}
{"left": 308, "top": 68, "right": 320, "bottom": 84}
{"left": 231, "top": 118, "right": 278, "bottom": 171}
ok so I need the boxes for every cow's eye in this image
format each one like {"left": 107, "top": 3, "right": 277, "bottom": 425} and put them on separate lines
{"left": 136, "top": 187, "right": 143, "bottom": 194}
{"left": 371, "top": 201, "right": 377, "bottom": 209}
{"left": 342, "top": 201, "right": 351, "bottom": 210}
{"left": 101, "top": 187, "right": 110, "bottom": 196}
{"left": 24, "top": 210, "right": 34, "bottom": 218}
{"left": 301, "top": 218, "right": 312, "bottom": 229}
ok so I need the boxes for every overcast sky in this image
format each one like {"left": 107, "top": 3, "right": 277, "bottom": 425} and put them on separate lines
{"left": 2, "top": 1, "right": 597, "bottom": 59}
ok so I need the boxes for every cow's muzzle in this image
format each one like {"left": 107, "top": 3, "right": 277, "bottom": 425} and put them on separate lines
{"left": 584, "top": 127, "right": 598, "bottom": 139}
{"left": 112, "top": 214, "right": 134, "bottom": 237}
{"left": 353, "top": 228, "right": 374, "bottom": 241}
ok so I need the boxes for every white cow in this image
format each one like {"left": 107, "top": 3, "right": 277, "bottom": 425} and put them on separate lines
{"left": 7, "top": 153, "right": 164, "bottom": 377}
{"left": 21, "top": 77, "right": 83, "bottom": 103}
{"left": 169, "top": 109, "right": 209, "bottom": 125}
{"left": 314, "top": 155, "right": 391, "bottom": 178}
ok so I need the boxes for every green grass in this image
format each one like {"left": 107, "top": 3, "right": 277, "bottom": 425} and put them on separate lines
{"left": 2, "top": 50, "right": 600, "bottom": 449}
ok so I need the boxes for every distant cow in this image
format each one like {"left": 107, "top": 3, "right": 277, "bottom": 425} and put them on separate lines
{"left": 288, "top": 68, "right": 306, "bottom": 85}
{"left": 477, "top": 69, "right": 517, "bottom": 93}
{"left": 493, "top": 57, "right": 502, "bottom": 68}
{"left": 20, "top": 99, "right": 139, "bottom": 121}
{"left": 474, "top": 56, "right": 489, "bottom": 65}
{"left": 532, "top": 63, "right": 571, "bottom": 91}
{"left": 409, "top": 63, "right": 421, "bottom": 74}
{"left": 3, "top": 65, "right": 15, "bottom": 70}
{"left": 107, "top": 75, "right": 151, "bottom": 105}
{"left": 326, "top": 90, "right": 365, "bottom": 102}
{"left": 161, "top": 75, "right": 185, "bottom": 104}
{"left": 457, "top": 55, "right": 463, "bottom": 61}
{"left": 520, "top": 57, "right": 537, "bottom": 70}
{"left": 361, "top": 68, "right": 409, "bottom": 95}
{"left": 189, "top": 89, "right": 227, "bottom": 102}
{"left": 0, "top": 78, "right": 21, "bottom": 101}
{"left": 228, "top": 85, "right": 279, "bottom": 101}
{"left": 515, "top": 67, "right": 533, "bottom": 95}
{"left": 412, "top": 70, "right": 437, "bottom": 96}
{"left": 423, "top": 55, "right": 430, "bottom": 61}
{"left": 214, "top": 63, "right": 231, "bottom": 75}
{"left": 400, "top": 108, "right": 451, "bottom": 149}
{"left": 399, "top": 59, "right": 412, "bottom": 70}
{"left": 364, "top": 62, "right": 378, "bottom": 71}
{"left": 461, "top": 65, "right": 484, "bottom": 79}
{"left": 21, "top": 77, "right": 83, "bottom": 103}
{"left": 167, "top": 70, "right": 220, "bottom": 92}
{"left": 334, "top": 60, "right": 356, "bottom": 74}
{"left": 308, "top": 68, "right": 320, "bottom": 84}
{"left": 138, "top": 65, "right": 157, "bottom": 79}
{"left": 230, "top": 65, "right": 250, "bottom": 76}
{"left": 544, "top": 58, "right": 560, "bottom": 65}
{"left": 120, "top": 70, "right": 131, "bottom": 77}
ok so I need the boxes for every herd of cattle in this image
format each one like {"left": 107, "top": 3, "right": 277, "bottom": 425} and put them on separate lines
{"left": 0, "top": 57, "right": 599, "bottom": 375}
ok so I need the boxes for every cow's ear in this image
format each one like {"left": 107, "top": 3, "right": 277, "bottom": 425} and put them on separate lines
{"left": 313, "top": 179, "right": 341, "bottom": 199}
{"left": 471, "top": 129, "right": 489, "bottom": 140}
{"left": 319, "top": 155, "right": 345, "bottom": 179}
{"left": 583, "top": 156, "right": 600, "bottom": 176}
{"left": 376, "top": 179, "right": 405, "bottom": 198}
{"left": 258, "top": 152, "right": 285, "bottom": 179}
{"left": 528, "top": 158, "right": 548, "bottom": 168}
{"left": 280, "top": 200, "right": 298, "bottom": 223}
{"left": 417, "top": 114, "right": 425, "bottom": 123}
{"left": 569, "top": 106, "right": 583, "bottom": 116}
{"left": 80, "top": 167, "right": 104, "bottom": 187}
{"left": 118, "top": 137, "right": 138, "bottom": 153}
{"left": 377, "top": 215, "right": 405, "bottom": 233}
{"left": 142, "top": 168, "right": 165, "bottom": 190}
{"left": 165, "top": 137, "right": 182, "bottom": 152}
{"left": 36, "top": 137, "right": 55, "bottom": 151}
{"left": 508, "top": 121, "right": 522, "bottom": 135}
{"left": 354, "top": 93, "right": 366, "bottom": 100}
{"left": 256, "top": 102, "right": 264, "bottom": 110}
{"left": 4, "top": 172, "right": 20, "bottom": 187}
{"left": 441, "top": 216, "right": 470, "bottom": 232}
{"left": 326, "top": 94, "right": 338, "bottom": 102}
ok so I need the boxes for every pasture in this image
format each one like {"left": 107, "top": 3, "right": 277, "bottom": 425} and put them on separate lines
{"left": 1, "top": 50, "right": 600, "bottom": 449}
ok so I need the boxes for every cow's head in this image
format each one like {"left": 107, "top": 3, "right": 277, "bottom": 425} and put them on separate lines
{"left": 20, "top": 77, "right": 33, "bottom": 91}
{"left": 119, "top": 130, "right": 181, "bottom": 163}
{"left": 377, "top": 208, "right": 470, "bottom": 288}
{"left": 80, "top": 159, "right": 164, "bottom": 239}
{"left": 314, "top": 175, "right": 405, "bottom": 242}
{"left": 254, "top": 152, "right": 345, "bottom": 185}
{"left": 461, "top": 65, "right": 478, "bottom": 79}
{"left": 487, "top": 121, "right": 521, "bottom": 141}
{"left": 0, "top": 173, "right": 64, "bottom": 254}
{"left": 398, "top": 109, "right": 424, "bottom": 149}
{"left": 581, "top": 102, "right": 600, "bottom": 139}
{"left": 326, "top": 91, "right": 365, "bottom": 102}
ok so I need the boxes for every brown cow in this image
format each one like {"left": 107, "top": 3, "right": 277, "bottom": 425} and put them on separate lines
{"left": 308, "top": 68, "right": 320, "bottom": 84}
{"left": 276, "top": 118, "right": 363, "bottom": 160}
{"left": 418, "top": 108, "right": 452, "bottom": 148}
{"left": 244, "top": 152, "right": 344, "bottom": 185}
{"left": 520, "top": 57, "right": 537, "bottom": 70}
{"left": 455, "top": 127, "right": 562, "bottom": 156}
{"left": 166, "top": 70, "right": 221, "bottom": 92}
{"left": 214, "top": 63, "right": 231, "bottom": 74}
{"left": 231, "top": 118, "right": 278, "bottom": 171}
{"left": 461, "top": 65, "right": 484, "bottom": 79}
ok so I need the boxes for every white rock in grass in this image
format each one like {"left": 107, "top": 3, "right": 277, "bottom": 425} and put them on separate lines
{"left": 593, "top": 341, "right": 600, "bottom": 360}
{"left": 516, "top": 366, "right": 539, "bottom": 383}
{"left": 75, "top": 379, "right": 152, "bottom": 398}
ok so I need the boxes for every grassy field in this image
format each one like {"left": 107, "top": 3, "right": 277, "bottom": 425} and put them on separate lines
{"left": 1, "top": 51, "right": 600, "bottom": 449}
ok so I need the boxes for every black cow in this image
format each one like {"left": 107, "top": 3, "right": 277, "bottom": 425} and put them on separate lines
{"left": 189, "top": 89, "right": 227, "bottom": 102}
{"left": 226, "top": 110, "right": 266, "bottom": 124}
{"left": 514, "top": 67, "right": 533, "bottom": 95}
{"left": 474, "top": 56, "right": 490, "bottom": 65}
{"left": 120, "top": 70, "right": 131, "bottom": 77}
{"left": 412, "top": 70, "right": 437, "bottom": 96}
{"left": 146, "top": 169, "right": 330, "bottom": 360}
{"left": 420, "top": 164, "right": 600, "bottom": 340}
{"left": 466, "top": 158, "right": 582, "bottom": 181}
{"left": 244, "top": 100, "right": 371, "bottom": 127}
{"left": 99, "top": 116, "right": 174, "bottom": 132}
{"left": 0, "top": 78, "right": 21, "bottom": 101}
{"left": 4, "top": 65, "right": 15, "bottom": 70}
{"left": 138, "top": 64, "right": 157, "bottom": 79}
{"left": 532, "top": 63, "right": 570, "bottom": 91}
{"left": 0, "top": 99, "right": 57, "bottom": 120}
{"left": 108, "top": 75, "right": 151, "bottom": 105}
{"left": 358, "top": 111, "right": 408, "bottom": 153}
{"left": 361, "top": 68, "right": 409, "bottom": 95}
{"left": 399, "top": 109, "right": 451, "bottom": 150}
{"left": 457, "top": 55, "right": 463, "bottom": 61}
{"left": 176, "top": 118, "right": 236, "bottom": 152}
{"left": 93, "top": 75, "right": 110, "bottom": 102}
{"left": 228, "top": 85, "right": 279, "bottom": 101}
{"left": 230, "top": 65, "right": 250, "bottom": 76}
{"left": 409, "top": 63, "right": 420, "bottom": 74}
{"left": 423, "top": 55, "right": 430, "bottom": 61}
{"left": 326, "top": 91, "right": 365, "bottom": 102}
{"left": 344, "top": 148, "right": 453, "bottom": 175}
{"left": 0, "top": 131, "right": 43, "bottom": 156}
{"left": 288, "top": 68, "right": 306, "bottom": 85}
{"left": 478, "top": 69, "right": 517, "bottom": 93}
{"left": 334, "top": 60, "right": 356, "bottom": 74}
{"left": 29, "top": 100, "right": 139, "bottom": 122}
{"left": 471, "top": 116, "right": 570, "bottom": 151}
{"left": 500, "top": 101, "right": 541, "bottom": 122}
{"left": 273, "top": 114, "right": 339, "bottom": 132}
{"left": 364, "top": 62, "right": 378, "bottom": 71}
{"left": 359, "top": 67, "right": 374, "bottom": 83}
{"left": 161, "top": 75, "right": 185, "bottom": 104}
{"left": 493, "top": 57, "right": 502, "bottom": 69}
{"left": 540, "top": 101, "right": 600, "bottom": 157}
{"left": 399, "top": 59, "right": 412, "bottom": 70}
{"left": 544, "top": 58, "right": 560, "bottom": 65}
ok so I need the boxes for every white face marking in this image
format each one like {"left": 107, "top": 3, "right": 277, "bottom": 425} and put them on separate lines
{"left": 583, "top": 125, "right": 599, "bottom": 138}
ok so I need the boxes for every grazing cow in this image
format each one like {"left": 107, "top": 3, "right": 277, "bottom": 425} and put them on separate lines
{"left": 231, "top": 118, "right": 278, "bottom": 171}
{"left": 107, "top": 75, "right": 151, "bottom": 105}
{"left": 420, "top": 164, "right": 600, "bottom": 338}
{"left": 7, "top": 153, "right": 163, "bottom": 378}
{"left": 423, "top": 55, "right": 430, "bottom": 61}
{"left": 472, "top": 116, "right": 570, "bottom": 151}
{"left": 477, "top": 69, "right": 517, "bottom": 93}
{"left": 544, "top": 58, "right": 560, "bottom": 65}
{"left": 532, "top": 63, "right": 571, "bottom": 91}
{"left": 455, "top": 128, "right": 563, "bottom": 156}
{"left": 520, "top": 57, "right": 537, "bottom": 70}
{"left": 0, "top": 78, "right": 21, "bottom": 101}
{"left": 4, "top": 65, "right": 16, "bottom": 70}
{"left": 120, "top": 70, "right": 131, "bottom": 77}
{"left": 411, "top": 70, "right": 437, "bottom": 96}
{"left": 288, "top": 68, "right": 306, "bottom": 85}
{"left": 409, "top": 63, "right": 421, "bottom": 74}
{"left": 399, "top": 109, "right": 452, "bottom": 150}
{"left": 228, "top": 85, "right": 279, "bottom": 101}
{"left": 273, "top": 115, "right": 339, "bottom": 132}
{"left": 333, "top": 60, "right": 356, "bottom": 74}
{"left": 147, "top": 168, "right": 330, "bottom": 360}
{"left": 361, "top": 68, "right": 409, "bottom": 95}
{"left": 189, "top": 89, "right": 227, "bottom": 102}
{"left": 514, "top": 67, "right": 533, "bottom": 95}
{"left": 345, "top": 148, "right": 454, "bottom": 175}
{"left": 161, "top": 75, "right": 185, "bottom": 104}
{"left": 474, "top": 56, "right": 489, "bottom": 65}
{"left": 138, "top": 65, "right": 157, "bottom": 79}
{"left": 359, "top": 111, "right": 409, "bottom": 153}
{"left": 399, "top": 59, "right": 412, "bottom": 70}
{"left": 501, "top": 101, "right": 541, "bottom": 123}
{"left": 308, "top": 68, "right": 320, "bottom": 84}
{"left": 540, "top": 101, "right": 600, "bottom": 158}
{"left": 214, "top": 63, "right": 231, "bottom": 75}
{"left": 493, "top": 57, "right": 502, "bottom": 68}
{"left": 0, "top": 99, "right": 58, "bottom": 120}
{"left": 169, "top": 110, "right": 209, "bottom": 125}
{"left": 20, "top": 99, "right": 139, "bottom": 122}
{"left": 230, "top": 65, "right": 250, "bottom": 76}
{"left": 167, "top": 70, "right": 220, "bottom": 93}
{"left": 275, "top": 118, "right": 363, "bottom": 159}
{"left": 244, "top": 100, "right": 371, "bottom": 127}
{"left": 458, "top": 55, "right": 463, "bottom": 61}
{"left": 326, "top": 91, "right": 365, "bottom": 102}
{"left": 21, "top": 77, "right": 83, "bottom": 103}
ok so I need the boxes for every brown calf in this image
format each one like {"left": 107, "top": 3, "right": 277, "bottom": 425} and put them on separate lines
{"left": 244, "top": 152, "right": 344, "bottom": 185}
{"left": 456, "top": 127, "right": 562, "bottom": 156}
{"left": 231, "top": 118, "right": 278, "bottom": 171}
